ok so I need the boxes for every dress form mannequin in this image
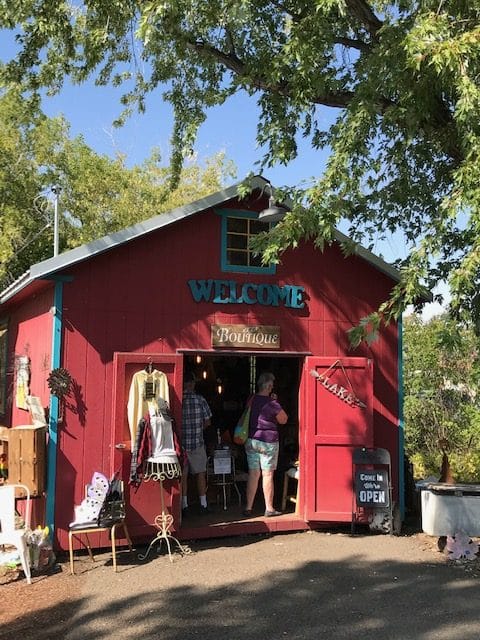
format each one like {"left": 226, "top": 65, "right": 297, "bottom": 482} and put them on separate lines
{"left": 138, "top": 399, "right": 189, "bottom": 562}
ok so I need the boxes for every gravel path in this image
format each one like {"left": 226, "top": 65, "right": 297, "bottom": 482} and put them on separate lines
{"left": 2, "top": 529, "right": 480, "bottom": 640}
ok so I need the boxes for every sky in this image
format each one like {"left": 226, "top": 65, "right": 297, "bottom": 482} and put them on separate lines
{"left": 40, "top": 79, "right": 446, "bottom": 320}
{"left": 0, "top": 33, "right": 444, "bottom": 319}
{"left": 41, "top": 79, "right": 410, "bottom": 256}
{"left": 40, "top": 78, "right": 334, "bottom": 190}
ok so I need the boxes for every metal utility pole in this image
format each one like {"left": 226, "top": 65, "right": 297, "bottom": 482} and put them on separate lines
{"left": 52, "top": 185, "right": 61, "bottom": 257}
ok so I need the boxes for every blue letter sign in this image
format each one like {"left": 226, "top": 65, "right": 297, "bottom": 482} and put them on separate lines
{"left": 187, "top": 279, "right": 305, "bottom": 309}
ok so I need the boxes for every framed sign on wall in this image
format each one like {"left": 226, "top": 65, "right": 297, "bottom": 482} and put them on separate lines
{"left": 211, "top": 324, "right": 280, "bottom": 350}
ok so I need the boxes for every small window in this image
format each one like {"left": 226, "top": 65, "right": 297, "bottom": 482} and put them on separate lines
{"left": 218, "top": 210, "right": 276, "bottom": 275}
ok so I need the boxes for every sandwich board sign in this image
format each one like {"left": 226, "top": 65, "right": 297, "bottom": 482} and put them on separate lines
{"left": 355, "top": 469, "right": 389, "bottom": 507}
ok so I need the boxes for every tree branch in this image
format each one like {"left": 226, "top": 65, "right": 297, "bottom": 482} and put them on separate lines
{"left": 187, "top": 38, "right": 392, "bottom": 110}
{"left": 186, "top": 38, "right": 462, "bottom": 163}
{"left": 344, "top": 0, "right": 383, "bottom": 36}
{"left": 268, "top": 1, "right": 372, "bottom": 51}
{"left": 186, "top": 38, "right": 356, "bottom": 106}
{"left": 311, "top": 89, "right": 357, "bottom": 108}
{"left": 224, "top": 27, "right": 236, "bottom": 56}
{"left": 186, "top": 39, "right": 246, "bottom": 79}
{"left": 334, "top": 36, "right": 371, "bottom": 52}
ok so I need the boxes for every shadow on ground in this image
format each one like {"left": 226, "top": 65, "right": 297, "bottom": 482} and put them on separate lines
{"left": 0, "top": 537, "right": 476, "bottom": 640}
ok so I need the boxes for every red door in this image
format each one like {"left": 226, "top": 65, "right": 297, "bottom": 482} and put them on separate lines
{"left": 303, "top": 357, "right": 373, "bottom": 522}
{"left": 111, "top": 352, "right": 183, "bottom": 539}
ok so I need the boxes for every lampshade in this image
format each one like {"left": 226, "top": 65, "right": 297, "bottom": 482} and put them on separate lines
{"left": 258, "top": 184, "right": 290, "bottom": 223}
{"left": 258, "top": 201, "right": 290, "bottom": 223}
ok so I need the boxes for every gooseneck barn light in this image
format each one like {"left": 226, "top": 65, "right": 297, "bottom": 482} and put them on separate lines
{"left": 258, "top": 183, "right": 290, "bottom": 223}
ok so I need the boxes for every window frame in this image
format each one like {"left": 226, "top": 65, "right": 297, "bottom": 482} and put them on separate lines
{"left": 216, "top": 209, "right": 277, "bottom": 275}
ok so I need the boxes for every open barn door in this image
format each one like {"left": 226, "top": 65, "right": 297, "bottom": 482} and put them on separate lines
{"left": 304, "top": 357, "right": 373, "bottom": 522}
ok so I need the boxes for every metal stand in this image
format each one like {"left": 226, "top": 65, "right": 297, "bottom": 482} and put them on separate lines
{"left": 138, "top": 461, "right": 190, "bottom": 562}
{"left": 207, "top": 449, "right": 241, "bottom": 510}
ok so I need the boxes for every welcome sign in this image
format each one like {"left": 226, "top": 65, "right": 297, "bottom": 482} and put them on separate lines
{"left": 212, "top": 325, "right": 280, "bottom": 349}
{"left": 188, "top": 279, "right": 305, "bottom": 309}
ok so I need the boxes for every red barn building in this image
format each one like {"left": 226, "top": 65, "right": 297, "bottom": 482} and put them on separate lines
{"left": 0, "top": 176, "right": 404, "bottom": 551}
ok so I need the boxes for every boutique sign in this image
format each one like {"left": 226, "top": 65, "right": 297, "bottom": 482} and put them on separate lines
{"left": 212, "top": 324, "right": 280, "bottom": 349}
{"left": 188, "top": 279, "right": 305, "bottom": 309}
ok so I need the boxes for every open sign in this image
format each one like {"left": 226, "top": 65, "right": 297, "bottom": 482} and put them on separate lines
{"left": 355, "top": 469, "right": 389, "bottom": 507}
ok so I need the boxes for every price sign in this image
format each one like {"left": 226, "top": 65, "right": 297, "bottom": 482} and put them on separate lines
{"left": 213, "top": 456, "right": 232, "bottom": 475}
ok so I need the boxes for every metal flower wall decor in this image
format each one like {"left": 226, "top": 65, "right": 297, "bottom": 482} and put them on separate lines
{"left": 446, "top": 532, "right": 479, "bottom": 560}
{"left": 47, "top": 367, "right": 73, "bottom": 398}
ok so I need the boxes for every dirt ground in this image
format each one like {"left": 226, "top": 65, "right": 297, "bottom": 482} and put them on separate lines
{"left": 2, "top": 526, "right": 480, "bottom": 640}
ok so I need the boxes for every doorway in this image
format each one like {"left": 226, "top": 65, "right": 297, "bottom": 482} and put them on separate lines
{"left": 180, "top": 353, "right": 302, "bottom": 531}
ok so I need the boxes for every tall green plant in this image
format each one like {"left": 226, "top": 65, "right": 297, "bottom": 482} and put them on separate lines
{"left": 403, "top": 314, "right": 480, "bottom": 479}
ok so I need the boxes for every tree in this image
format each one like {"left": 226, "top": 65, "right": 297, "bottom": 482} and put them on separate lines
{"left": 0, "top": 88, "right": 234, "bottom": 289}
{"left": 1, "top": 1, "right": 479, "bottom": 337}
{"left": 403, "top": 314, "right": 480, "bottom": 480}
{"left": 0, "top": 89, "right": 66, "bottom": 285}
{"left": 56, "top": 146, "right": 235, "bottom": 248}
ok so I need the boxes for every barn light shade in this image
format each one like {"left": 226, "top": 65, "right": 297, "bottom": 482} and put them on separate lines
{"left": 258, "top": 183, "right": 290, "bottom": 223}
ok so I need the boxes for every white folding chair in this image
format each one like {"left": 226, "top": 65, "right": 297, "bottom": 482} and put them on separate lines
{"left": 0, "top": 483, "right": 32, "bottom": 584}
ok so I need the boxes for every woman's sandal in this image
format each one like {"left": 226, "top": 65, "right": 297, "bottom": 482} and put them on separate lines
{"left": 242, "top": 509, "right": 253, "bottom": 517}
{"left": 264, "top": 510, "right": 282, "bottom": 517}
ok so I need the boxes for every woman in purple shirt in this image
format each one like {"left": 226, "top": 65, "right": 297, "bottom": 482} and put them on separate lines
{"left": 243, "top": 372, "right": 288, "bottom": 517}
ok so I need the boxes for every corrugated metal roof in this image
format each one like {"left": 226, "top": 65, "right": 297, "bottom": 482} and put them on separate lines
{"left": 0, "top": 269, "right": 32, "bottom": 302}
{"left": 0, "top": 175, "right": 401, "bottom": 304}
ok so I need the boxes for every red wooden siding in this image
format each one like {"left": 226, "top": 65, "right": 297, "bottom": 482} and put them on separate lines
{"left": 0, "top": 194, "right": 399, "bottom": 549}
{"left": 49, "top": 204, "right": 399, "bottom": 549}
{"left": 3, "top": 286, "right": 54, "bottom": 429}
{"left": 1, "top": 285, "right": 54, "bottom": 529}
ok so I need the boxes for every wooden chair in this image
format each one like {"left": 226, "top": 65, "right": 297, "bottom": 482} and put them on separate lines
{"left": 68, "top": 481, "right": 133, "bottom": 574}
{"left": 281, "top": 465, "right": 299, "bottom": 513}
